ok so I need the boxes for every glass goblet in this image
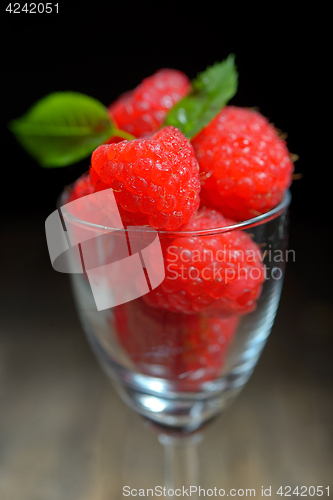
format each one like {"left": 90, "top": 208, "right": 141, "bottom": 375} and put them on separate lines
{"left": 56, "top": 189, "right": 290, "bottom": 495}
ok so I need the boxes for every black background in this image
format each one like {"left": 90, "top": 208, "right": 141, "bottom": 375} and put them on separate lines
{"left": 2, "top": 9, "right": 331, "bottom": 302}
{"left": 0, "top": 9, "right": 328, "bottom": 227}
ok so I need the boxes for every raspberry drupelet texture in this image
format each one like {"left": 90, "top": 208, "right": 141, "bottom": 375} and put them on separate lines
{"left": 108, "top": 69, "right": 191, "bottom": 138}
{"left": 89, "top": 126, "right": 201, "bottom": 231}
{"left": 113, "top": 299, "right": 239, "bottom": 387}
{"left": 191, "top": 106, "right": 294, "bottom": 221}
{"left": 142, "top": 208, "right": 265, "bottom": 315}
{"left": 66, "top": 173, "right": 94, "bottom": 203}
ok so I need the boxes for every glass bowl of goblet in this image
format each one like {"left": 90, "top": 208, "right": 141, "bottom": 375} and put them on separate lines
{"left": 57, "top": 189, "right": 290, "bottom": 493}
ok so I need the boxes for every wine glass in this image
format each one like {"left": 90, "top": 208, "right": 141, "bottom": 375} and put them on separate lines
{"left": 48, "top": 188, "right": 290, "bottom": 496}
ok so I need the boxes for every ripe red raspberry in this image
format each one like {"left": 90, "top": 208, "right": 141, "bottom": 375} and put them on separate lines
{"left": 89, "top": 126, "right": 201, "bottom": 231}
{"left": 191, "top": 106, "right": 294, "bottom": 221}
{"left": 113, "top": 298, "right": 239, "bottom": 388}
{"left": 108, "top": 69, "right": 191, "bottom": 138}
{"left": 66, "top": 173, "right": 94, "bottom": 203}
{"left": 142, "top": 208, "right": 265, "bottom": 315}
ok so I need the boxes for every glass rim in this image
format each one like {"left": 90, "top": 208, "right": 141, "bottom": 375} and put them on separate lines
{"left": 59, "top": 189, "right": 291, "bottom": 237}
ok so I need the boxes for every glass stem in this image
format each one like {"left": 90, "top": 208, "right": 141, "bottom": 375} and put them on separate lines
{"left": 158, "top": 433, "right": 203, "bottom": 498}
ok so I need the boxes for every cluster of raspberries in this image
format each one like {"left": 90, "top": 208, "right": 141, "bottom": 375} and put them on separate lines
{"left": 68, "top": 67, "right": 293, "bottom": 313}
{"left": 67, "top": 68, "right": 293, "bottom": 381}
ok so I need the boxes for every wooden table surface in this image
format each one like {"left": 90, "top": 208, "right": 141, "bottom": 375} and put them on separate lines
{"left": 1, "top": 213, "right": 332, "bottom": 499}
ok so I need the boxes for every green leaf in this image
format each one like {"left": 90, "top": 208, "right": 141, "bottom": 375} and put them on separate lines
{"left": 8, "top": 91, "right": 115, "bottom": 167}
{"left": 164, "top": 54, "right": 238, "bottom": 139}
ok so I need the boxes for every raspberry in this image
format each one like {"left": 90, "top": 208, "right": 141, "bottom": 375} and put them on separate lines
{"left": 113, "top": 298, "right": 239, "bottom": 389}
{"left": 142, "top": 208, "right": 265, "bottom": 315}
{"left": 108, "top": 69, "right": 191, "bottom": 138}
{"left": 66, "top": 173, "right": 94, "bottom": 203}
{"left": 89, "top": 126, "right": 201, "bottom": 231}
{"left": 191, "top": 106, "right": 294, "bottom": 221}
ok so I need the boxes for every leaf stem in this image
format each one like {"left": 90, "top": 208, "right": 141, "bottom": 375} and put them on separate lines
{"left": 112, "top": 128, "right": 135, "bottom": 141}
